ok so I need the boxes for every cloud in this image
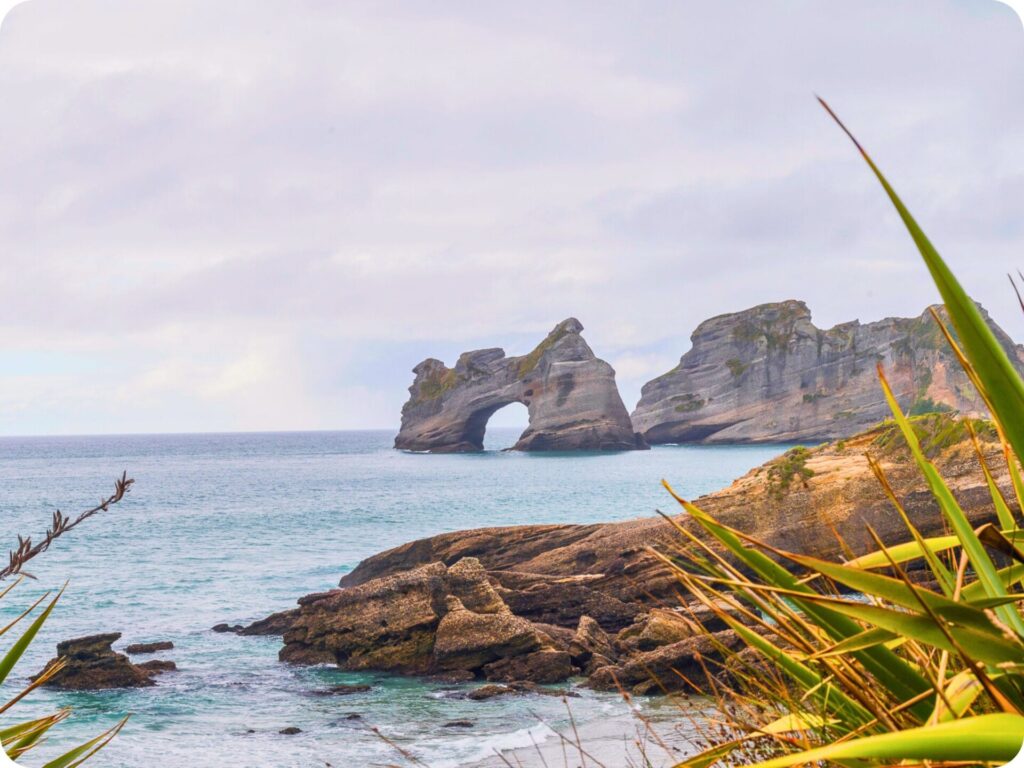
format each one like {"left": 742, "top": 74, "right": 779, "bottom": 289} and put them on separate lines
{"left": 1, "top": 0, "right": 1023, "bottom": 433}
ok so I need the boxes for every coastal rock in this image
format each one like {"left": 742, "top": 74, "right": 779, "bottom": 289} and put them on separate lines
{"left": 615, "top": 609, "right": 697, "bottom": 653}
{"left": 394, "top": 318, "right": 646, "bottom": 452}
{"left": 279, "top": 556, "right": 570, "bottom": 680}
{"left": 632, "top": 301, "right": 1024, "bottom": 444}
{"left": 432, "top": 596, "right": 545, "bottom": 671}
{"left": 267, "top": 414, "right": 1014, "bottom": 693}
{"left": 493, "top": 572, "right": 641, "bottom": 632}
{"left": 137, "top": 659, "right": 177, "bottom": 675}
{"left": 466, "top": 682, "right": 577, "bottom": 700}
{"left": 590, "top": 630, "right": 743, "bottom": 694}
{"left": 568, "top": 616, "right": 616, "bottom": 668}
{"left": 281, "top": 562, "right": 449, "bottom": 671}
{"left": 343, "top": 413, "right": 1013, "bottom": 606}
{"left": 36, "top": 633, "right": 157, "bottom": 690}
{"left": 481, "top": 649, "right": 575, "bottom": 684}
{"left": 239, "top": 609, "right": 300, "bottom": 636}
{"left": 125, "top": 640, "right": 174, "bottom": 655}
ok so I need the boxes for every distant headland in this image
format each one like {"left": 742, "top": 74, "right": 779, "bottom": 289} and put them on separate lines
{"left": 394, "top": 302, "right": 1024, "bottom": 452}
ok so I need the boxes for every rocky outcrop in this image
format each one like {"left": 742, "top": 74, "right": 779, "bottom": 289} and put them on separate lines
{"left": 279, "top": 557, "right": 578, "bottom": 683}
{"left": 263, "top": 413, "right": 1015, "bottom": 694}
{"left": 342, "top": 413, "right": 1011, "bottom": 611}
{"left": 36, "top": 633, "right": 174, "bottom": 690}
{"left": 632, "top": 301, "right": 1024, "bottom": 444}
{"left": 125, "top": 640, "right": 173, "bottom": 655}
{"left": 395, "top": 318, "right": 646, "bottom": 452}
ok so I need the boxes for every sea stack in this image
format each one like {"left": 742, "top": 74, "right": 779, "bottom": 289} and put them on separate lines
{"left": 631, "top": 301, "right": 1024, "bottom": 444}
{"left": 395, "top": 318, "right": 646, "bottom": 452}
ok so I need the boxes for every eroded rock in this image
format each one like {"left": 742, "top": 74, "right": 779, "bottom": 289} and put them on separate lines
{"left": 125, "top": 640, "right": 173, "bottom": 655}
{"left": 36, "top": 633, "right": 159, "bottom": 690}
{"left": 395, "top": 318, "right": 646, "bottom": 452}
{"left": 632, "top": 301, "right": 1024, "bottom": 444}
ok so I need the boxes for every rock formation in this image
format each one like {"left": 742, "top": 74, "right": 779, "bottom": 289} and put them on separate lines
{"left": 256, "top": 413, "right": 1013, "bottom": 694}
{"left": 394, "top": 318, "right": 646, "bottom": 452}
{"left": 632, "top": 301, "right": 1024, "bottom": 444}
{"left": 36, "top": 633, "right": 175, "bottom": 690}
{"left": 278, "top": 557, "right": 580, "bottom": 684}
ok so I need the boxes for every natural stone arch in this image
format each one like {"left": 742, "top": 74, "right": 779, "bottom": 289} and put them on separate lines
{"left": 394, "top": 319, "right": 646, "bottom": 452}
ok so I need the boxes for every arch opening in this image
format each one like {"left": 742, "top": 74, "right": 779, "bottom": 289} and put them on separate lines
{"left": 480, "top": 401, "right": 529, "bottom": 451}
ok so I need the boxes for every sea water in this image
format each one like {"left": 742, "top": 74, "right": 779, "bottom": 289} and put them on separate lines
{"left": 0, "top": 429, "right": 785, "bottom": 767}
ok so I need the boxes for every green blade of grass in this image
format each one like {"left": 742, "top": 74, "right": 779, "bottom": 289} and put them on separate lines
{"left": 0, "top": 588, "right": 62, "bottom": 687}
{"left": 746, "top": 711, "right": 1024, "bottom": 768}
{"left": 821, "top": 97, "right": 1024, "bottom": 465}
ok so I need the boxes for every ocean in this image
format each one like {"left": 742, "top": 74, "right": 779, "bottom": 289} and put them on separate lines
{"left": 0, "top": 429, "right": 786, "bottom": 767}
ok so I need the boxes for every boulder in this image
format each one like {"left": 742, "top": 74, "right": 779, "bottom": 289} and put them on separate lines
{"left": 466, "top": 682, "right": 577, "bottom": 700}
{"left": 395, "top": 318, "right": 646, "bottom": 452}
{"left": 493, "top": 571, "right": 641, "bottom": 631}
{"left": 482, "top": 649, "right": 575, "bottom": 684}
{"left": 136, "top": 659, "right": 177, "bottom": 675}
{"left": 590, "top": 630, "right": 743, "bottom": 694}
{"left": 432, "top": 597, "right": 544, "bottom": 672}
{"left": 445, "top": 557, "right": 505, "bottom": 614}
{"left": 568, "top": 616, "right": 615, "bottom": 668}
{"left": 36, "top": 633, "right": 157, "bottom": 690}
{"left": 239, "top": 609, "right": 300, "bottom": 636}
{"left": 615, "top": 609, "right": 697, "bottom": 653}
{"left": 125, "top": 640, "right": 173, "bottom": 655}
{"left": 280, "top": 562, "right": 448, "bottom": 671}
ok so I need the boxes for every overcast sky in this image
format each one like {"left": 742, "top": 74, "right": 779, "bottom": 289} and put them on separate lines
{"left": 1, "top": 0, "right": 1023, "bottom": 435}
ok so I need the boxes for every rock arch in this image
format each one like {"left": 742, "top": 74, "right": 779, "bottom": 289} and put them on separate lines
{"left": 394, "top": 319, "right": 647, "bottom": 452}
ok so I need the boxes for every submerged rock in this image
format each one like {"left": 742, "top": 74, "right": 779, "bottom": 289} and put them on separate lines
{"left": 394, "top": 318, "right": 646, "bottom": 452}
{"left": 313, "top": 684, "right": 371, "bottom": 696}
{"left": 632, "top": 301, "right": 1024, "bottom": 444}
{"left": 36, "top": 633, "right": 162, "bottom": 690}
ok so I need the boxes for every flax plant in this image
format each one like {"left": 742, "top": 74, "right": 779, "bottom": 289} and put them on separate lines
{"left": 0, "top": 476, "right": 132, "bottom": 765}
{"left": 658, "top": 102, "right": 1024, "bottom": 767}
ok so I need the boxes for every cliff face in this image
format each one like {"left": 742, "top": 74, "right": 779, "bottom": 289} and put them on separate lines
{"left": 395, "top": 318, "right": 646, "bottom": 452}
{"left": 632, "top": 301, "right": 1024, "bottom": 444}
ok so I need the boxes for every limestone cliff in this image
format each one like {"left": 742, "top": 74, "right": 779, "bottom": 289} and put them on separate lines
{"left": 632, "top": 301, "right": 1024, "bottom": 444}
{"left": 395, "top": 318, "right": 646, "bottom": 452}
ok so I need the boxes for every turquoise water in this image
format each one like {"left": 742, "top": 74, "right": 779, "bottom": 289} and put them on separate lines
{"left": 0, "top": 429, "right": 784, "bottom": 767}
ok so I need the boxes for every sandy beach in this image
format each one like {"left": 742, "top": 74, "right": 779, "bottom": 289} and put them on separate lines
{"left": 466, "top": 699, "right": 704, "bottom": 768}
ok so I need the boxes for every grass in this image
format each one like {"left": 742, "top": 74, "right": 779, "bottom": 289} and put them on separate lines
{"left": 647, "top": 99, "right": 1024, "bottom": 768}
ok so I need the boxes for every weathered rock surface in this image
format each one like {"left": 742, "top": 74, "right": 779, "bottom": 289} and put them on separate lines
{"left": 348, "top": 413, "right": 1012, "bottom": 606}
{"left": 632, "top": 301, "right": 1024, "bottom": 444}
{"left": 36, "top": 633, "right": 173, "bottom": 690}
{"left": 279, "top": 558, "right": 575, "bottom": 683}
{"left": 265, "top": 413, "right": 1014, "bottom": 694}
{"left": 590, "top": 630, "right": 744, "bottom": 694}
{"left": 125, "top": 640, "right": 173, "bottom": 655}
{"left": 395, "top": 318, "right": 646, "bottom": 452}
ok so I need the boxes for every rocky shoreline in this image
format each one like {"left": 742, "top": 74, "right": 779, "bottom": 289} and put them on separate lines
{"left": 231, "top": 413, "right": 1009, "bottom": 695}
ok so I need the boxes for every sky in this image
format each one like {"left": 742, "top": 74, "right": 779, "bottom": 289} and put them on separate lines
{"left": 1, "top": 0, "right": 1023, "bottom": 435}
